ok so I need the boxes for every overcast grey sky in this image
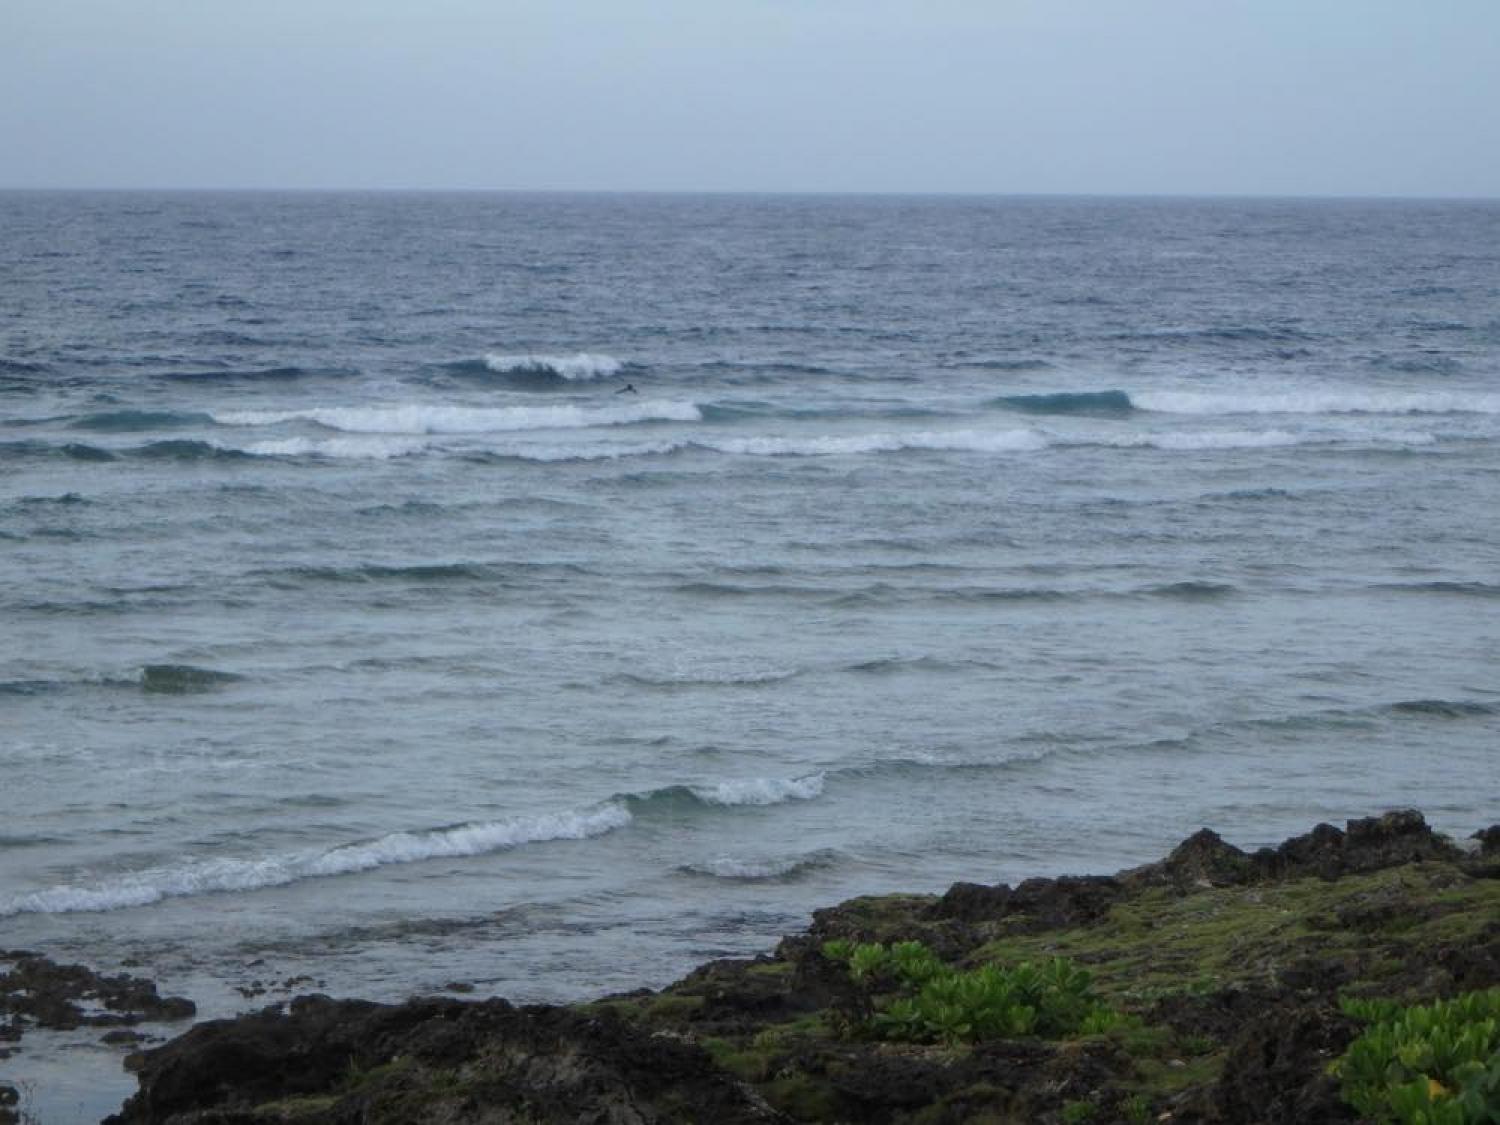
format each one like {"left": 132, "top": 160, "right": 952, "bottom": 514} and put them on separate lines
{"left": 3, "top": 0, "right": 1497, "bottom": 196}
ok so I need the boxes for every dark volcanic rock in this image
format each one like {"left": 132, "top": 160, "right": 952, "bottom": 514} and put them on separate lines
{"left": 107, "top": 993, "right": 787, "bottom": 1124}
{"left": 926, "top": 874, "right": 1123, "bottom": 931}
{"left": 0, "top": 951, "right": 195, "bottom": 1039}
{"left": 1126, "top": 827, "right": 1256, "bottom": 890}
{"left": 676, "top": 955, "right": 820, "bottom": 1031}
{"left": 1474, "top": 824, "right": 1500, "bottom": 856}
{"left": 926, "top": 880, "right": 1015, "bottom": 923}
{"left": 1212, "top": 1002, "right": 1360, "bottom": 1124}
{"left": 1250, "top": 809, "right": 1462, "bottom": 881}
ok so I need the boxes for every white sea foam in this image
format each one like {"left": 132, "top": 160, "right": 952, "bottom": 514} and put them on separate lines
{"left": 1134, "top": 390, "right": 1500, "bottom": 416}
{"left": 483, "top": 353, "right": 624, "bottom": 380}
{"left": 1086, "top": 429, "right": 1437, "bottom": 451}
{"left": 704, "top": 428, "right": 1047, "bottom": 457}
{"left": 0, "top": 805, "right": 632, "bottom": 916}
{"left": 241, "top": 435, "right": 433, "bottom": 459}
{"left": 490, "top": 439, "right": 686, "bottom": 462}
{"left": 690, "top": 774, "right": 825, "bottom": 806}
{"left": 214, "top": 400, "right": 701, "bottom": 434}
{"left": 687, "top": 856, "right": 813, "bottom": 879}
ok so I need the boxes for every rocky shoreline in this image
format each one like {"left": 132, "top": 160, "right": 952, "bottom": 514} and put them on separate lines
{"left": 6, "top": 810, "right": 1498, "bottom": 1123}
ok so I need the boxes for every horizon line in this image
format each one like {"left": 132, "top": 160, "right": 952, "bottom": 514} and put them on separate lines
{"left": 1, "top": 186, "right": 1498, "bottom": 204}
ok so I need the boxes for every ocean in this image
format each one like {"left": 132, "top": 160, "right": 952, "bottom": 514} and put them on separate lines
{"left": 2, "top": 192, "right": 1498, "bottom": 1119}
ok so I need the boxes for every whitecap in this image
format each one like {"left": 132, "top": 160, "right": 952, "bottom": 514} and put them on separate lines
{"left": 1133, "top": 390, "right": 1500, "bottom": 416}
{"left": 689, "top": 774, "right": 826, "bottom": 806}
{"left": 214, "top": 400, "right": 700, "bottom": 434}
{"left": 483, "top": 353, "right": 624, "bottom": 380}
{"left": 703, "top": 428, "right": 1047, "bottom": 457}
{"left": 0, "top": 804, "right": 632, "bottom": 916}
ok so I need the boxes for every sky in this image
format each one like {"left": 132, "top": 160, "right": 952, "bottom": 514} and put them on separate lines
{"left": 2, "top": 0, "right": 1497, "bottom": 196}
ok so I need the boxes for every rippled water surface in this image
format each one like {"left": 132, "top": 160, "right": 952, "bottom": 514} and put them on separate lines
{"left": 2, "top": 192, "right": 1499, "bottom": 1113}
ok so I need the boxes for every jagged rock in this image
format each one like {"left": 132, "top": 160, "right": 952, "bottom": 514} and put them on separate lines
{"left": 926, "top": 880, "right": 1015, "bottom": 922}
{"left": 1211, "top": 1002, "right": 1359, "bottom": 1124}
{"left": 925, "top": 875, "right": 1122, "bottom": 931}
{"left": 0, "top": 951, "right": 195, "bottom": 1039}
{"left": 674, "top": 956, "right": 817, "bottom": 1032}
{"left": 1124, "top": 827, "right": 1256, "bottom": 890}
{"left": 107, "top": 993, "right": 788, "bottom": 1124}
{"left": 1250, "top": 809, "right": 1461, "bottom": 881}
{"left": 1474, "top": 824, "right": 1500, "bottom": 856}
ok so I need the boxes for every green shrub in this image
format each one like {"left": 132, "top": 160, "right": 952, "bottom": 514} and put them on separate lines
{"left": 1334, "top": 988, "right": 1500, "bottom": 1124}
{"left": 1121, "top": 1093, "right": 1153, "bottom": 1124}
{"left": 819, "top": 940, "right": 1126, "bottom": 1045}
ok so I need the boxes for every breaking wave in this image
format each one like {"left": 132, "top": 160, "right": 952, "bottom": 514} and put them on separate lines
{"left": 0, "top": 805, "right": 633, "bottom": 916}
{"left": 213, "top": 400, "right": 699, "bottom": 434}
{"left": 238, "top": 435, "right": 433, "bottom": 460}
{"left": 622, "top": 774, "right": 827, "bottom": 815}
{"left": 482, "top": 353, "right": 625, "bottom": 381}
{"left": 702, "top": 429, "right": 1047, "bottom": 457}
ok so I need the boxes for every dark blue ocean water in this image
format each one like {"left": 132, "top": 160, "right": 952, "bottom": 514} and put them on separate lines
{"left": 3, "top": 192, "right": 1499, "bottom": 1116}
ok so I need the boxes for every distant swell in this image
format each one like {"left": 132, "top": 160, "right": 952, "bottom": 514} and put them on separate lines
{"left": 1141, "top": 581, "right": 1237, "bottom": 601}
{"left": 137, "top": 439, "right": 253, "bottom": 462}
{"left": 947, "top": 358, "right": 1054, "bottom": 372}
{"left": 994, "top": 390, "right": 1135, "bottom": 416}
{"left": 0, "top": 806, "right": 632, "bottom": 916}
{"left": 140, "top": 664, "right": 244, "bottom": 694}
{"left": 70, "top": 410, "right": 212, "bottom": 432}
{"left": 1387, "top": 699, "right": 1499, "bottom": 719}
{"left": 613, "top": 664, "right": 803, "bottom": 687}
{"left": 1375, "top": 581, "right": 1500, "bottom": 598}
{"left": 256, "top": 560, "right": 590, "bottom": 587}
{"left": 157, "top": 366, "right": 359, "bottom": 383}
{"left": 678, "top": 850, "right": 841, "bottom": 881}
{"left": 0, "top": 358, "right": 51, "bottom": 375}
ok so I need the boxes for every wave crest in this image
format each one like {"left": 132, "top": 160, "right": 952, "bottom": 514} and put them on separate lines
{"left": 678, "top": 850, "right": 840, "bottom": 881}
{"left": 705, "top": 429, "right": 1046, "bottom": 457}
{"left": 214, "top": 400, "right": 699, "bottom": 434}
{"left": 482, "top": 353, "right": 624, "bottom": 381}
{"left": 0, "top": 805, "right": 632, "bottom": 916}
{"left": 622, "top": 774, "right": 827, "bottom": 815}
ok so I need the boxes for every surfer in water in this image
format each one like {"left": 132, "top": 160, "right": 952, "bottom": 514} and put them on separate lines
{"left": 615, "top": 382, "right": 638, "bottom": 394}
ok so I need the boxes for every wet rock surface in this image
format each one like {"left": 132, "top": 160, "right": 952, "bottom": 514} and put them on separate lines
{"left": 0, "top": 951, "right": 195, "bottom": 1042}
{"left": 85, "top": 810, "right": 1500, "bottom": 1122}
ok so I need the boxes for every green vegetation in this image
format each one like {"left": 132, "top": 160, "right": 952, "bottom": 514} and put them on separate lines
{"left": 966, "top": 863, "right": 1500, "bottom": 1004}
{"left": 1335, "top": 989, "right": 1500, "bottom": 1124}
{"left": 822, "top": 940, "right": 1127, "bottom": 1044}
